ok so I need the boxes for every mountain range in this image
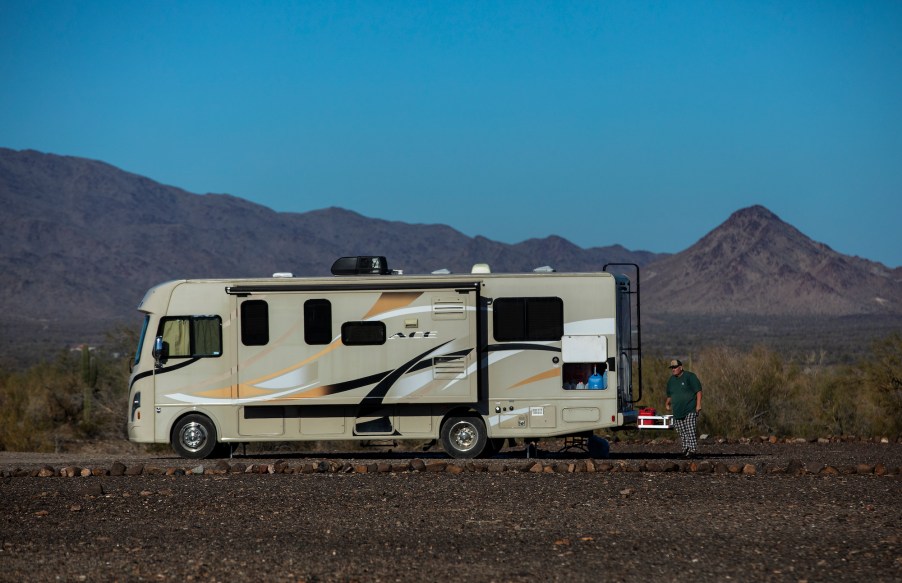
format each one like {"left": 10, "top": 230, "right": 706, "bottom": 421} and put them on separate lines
{"left": 2, "top": 147, "right": 900, "bottom": 366}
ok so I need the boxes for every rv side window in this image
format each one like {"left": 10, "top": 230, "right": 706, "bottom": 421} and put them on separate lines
{"left": 493, "top": 297, "right": 564, "bottom": 341}
{"left": 241, "top": 300, "right": 269, "bottom": 346}
{"left": 158, "top": 316, "right": 223, "bottom": 358}
{"left": 304, "top": 299, "right": 332, "bottom": 345}
{"left": 341, "top": 321, "right": 386, "bottom": 345}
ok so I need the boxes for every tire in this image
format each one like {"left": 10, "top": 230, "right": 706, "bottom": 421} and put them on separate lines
{"left": 440, "top": 416, "right": 487, "bottom": 459}
{"left": 171, "top": 414, "right": 218, "bottom": 459}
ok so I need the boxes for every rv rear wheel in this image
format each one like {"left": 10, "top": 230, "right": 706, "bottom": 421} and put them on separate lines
{"left": 440, "top": 416, "right": 487, "bottom": 459}
{"left": 171, "top": 414, "right": 218, "bottom": 459}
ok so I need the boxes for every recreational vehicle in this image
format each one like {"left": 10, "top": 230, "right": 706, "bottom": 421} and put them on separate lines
{"left": 126, "top": 257, "right": 641, "bottom": 459}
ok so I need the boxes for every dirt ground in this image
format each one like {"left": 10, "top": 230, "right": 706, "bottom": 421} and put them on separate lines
{"left": 1, "top": 440, "right": 900, "bottom": 582}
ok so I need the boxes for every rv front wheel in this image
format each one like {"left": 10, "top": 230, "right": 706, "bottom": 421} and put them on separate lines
{"left": 171, "top": 414, "right": 217, "bottom": 459}
{"left": 440, "top": 416, "right": 487, "bottom": 459}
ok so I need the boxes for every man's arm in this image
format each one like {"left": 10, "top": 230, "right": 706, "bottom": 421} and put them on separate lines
{"left": 695, "top": 390, "right": 702, "bottom": 413}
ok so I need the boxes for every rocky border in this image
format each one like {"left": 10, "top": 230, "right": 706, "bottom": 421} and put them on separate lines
{"left": 615, "top": 435, "right": 901, "bottom": 445}
{"left": 3, "top": 458, "right": 900, "bottom": 479}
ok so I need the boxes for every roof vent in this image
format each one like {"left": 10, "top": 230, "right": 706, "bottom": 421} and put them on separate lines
{"left": 533, "top": 266, "right": 556, "bottom": 273}
{"left": 431, "top": 268, "right": 451, "bottom": 275}
{"left": 272, "top": 272, "right": 294, "bottom": 278}
{"left": 471, "top": 263, "right": 491, "bottom": 274}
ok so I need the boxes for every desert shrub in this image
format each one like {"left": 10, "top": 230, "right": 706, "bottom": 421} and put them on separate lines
{"left": 0, "top": 350, "right": 82, "bottom": 451}
{"left": 641, "top": 346, "right": 788, "bottom": 436}
{"left": 0, "top": 328, "right": 134, "bottom": 452}
{"left": 846, "top": 332, "right": 902, "bottom": 437}
{"left": 641, "top": 333, "right": 902, "bottom": 439}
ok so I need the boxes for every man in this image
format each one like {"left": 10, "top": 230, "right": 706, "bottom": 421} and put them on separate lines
{"left": 665, "top": 359, "right": 703, "bottom": 458}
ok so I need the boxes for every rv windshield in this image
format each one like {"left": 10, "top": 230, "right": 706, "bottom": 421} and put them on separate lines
{"left": 134, "top": 315, "right": 150, "bottom": 367}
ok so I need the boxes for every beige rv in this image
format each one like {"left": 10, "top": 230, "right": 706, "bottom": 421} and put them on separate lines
{"left": 127, "top": 256, "right": 641, "bottom": 459}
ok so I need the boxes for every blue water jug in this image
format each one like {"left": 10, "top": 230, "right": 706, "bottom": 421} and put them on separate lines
{"left": 587, "top": 369, "right": 605, "bottom": 390}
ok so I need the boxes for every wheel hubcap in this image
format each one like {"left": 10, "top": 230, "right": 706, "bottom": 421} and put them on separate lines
{"left": 180, "top": 422, "right": 208, "bottom": 452}
{"left": 451, "top": 422, "right": 476, "bottom": 451}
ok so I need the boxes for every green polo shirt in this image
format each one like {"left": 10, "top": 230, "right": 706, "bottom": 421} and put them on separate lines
{"left": 666, "top": 370, "right": 702, "bottom": 420}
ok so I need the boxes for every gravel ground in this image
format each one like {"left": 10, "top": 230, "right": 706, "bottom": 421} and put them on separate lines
{"left": 2, "top": 440, "right": 900, "bottom": 583}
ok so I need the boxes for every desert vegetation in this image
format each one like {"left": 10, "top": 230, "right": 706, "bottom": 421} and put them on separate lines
{"left": 0, "top": 330, "right": 900, "bottom": 452}
{"left": 639, "top": 332, "right": 902, "bottom": 439}
{"left": 0, "top": 326, "right": 137, "bottom": 452}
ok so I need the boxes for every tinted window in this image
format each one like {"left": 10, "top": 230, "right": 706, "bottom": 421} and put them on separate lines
{"left": 241, "top": 300, "right": 269, "bottom": 346}
{"left": 493, "top": 297, "right": 563, "bottom": 341}
{"left": 134, "top": 314, "right": 150, "bottom": 366}
{"left": 341, "top": 321, "right": 386, "bottom": 345}
{"left": 304, "top": 299, "right": 332, "bottom": 345}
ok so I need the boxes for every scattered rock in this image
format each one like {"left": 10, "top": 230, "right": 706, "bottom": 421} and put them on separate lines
{"left": 86, "top": 482, "right": 105, "bottom": 497}
{"left": 60, "top": 466, "right": 80, "bottom": 478}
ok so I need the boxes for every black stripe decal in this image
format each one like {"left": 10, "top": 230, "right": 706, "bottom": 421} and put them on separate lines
{"left": 361, "top": 340, "right": 454, "bottom": 406}
{"left": 317, "top": 371, "right": 391, "bottom": 396}
{"left": 485, "top": 343, "right": 561, "bottom": 353}
{"left": 128, "top": 358, "right": 201, "bottom": 392}
{"left": 407, "top": 348, "right": 473, "bottom": 373}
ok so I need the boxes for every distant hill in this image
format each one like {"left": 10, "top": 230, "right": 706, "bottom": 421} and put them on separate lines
{"left": 0, "top": 148, "right": 660, "bottom": 364}
{"left": 2, "top": 147, "right": 900, "bottom": 367}
{"left": 643, "top": 205, "right": 902, "bottom": 316}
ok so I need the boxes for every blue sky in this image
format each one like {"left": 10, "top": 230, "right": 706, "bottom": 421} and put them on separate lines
{"left": 2, "top": 1, "right": 901, "bottom": 267}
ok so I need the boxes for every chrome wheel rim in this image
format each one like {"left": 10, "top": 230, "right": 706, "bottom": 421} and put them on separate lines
{"left": 449, "top": 421, "right": 477, "bottom": 452}
{"left": 179, "top": 421, "right": 209, "bottom": 453}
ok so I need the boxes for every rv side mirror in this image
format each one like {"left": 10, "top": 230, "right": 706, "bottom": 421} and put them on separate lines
{"left": 152, "top": 336, "right": 169, "bottom": 368}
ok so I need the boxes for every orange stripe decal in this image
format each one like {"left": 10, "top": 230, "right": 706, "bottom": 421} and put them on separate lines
{"left": 509, "top": 368, "right": 560, "bottom": 390}
{"left": 363, "top": 292, "right": 422, "bottom": 320}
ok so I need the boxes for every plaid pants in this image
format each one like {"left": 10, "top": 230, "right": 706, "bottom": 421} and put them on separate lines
{"left": 674, "top": 412, "right": 699, "bottom": 453}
